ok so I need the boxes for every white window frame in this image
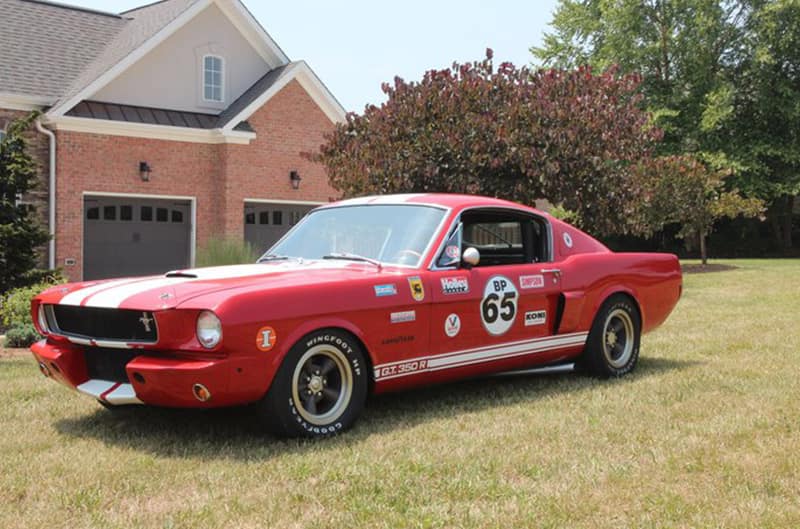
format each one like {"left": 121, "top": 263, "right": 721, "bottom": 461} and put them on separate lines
{"left": 202, "top": 54, "right": 225, "bottom": 104}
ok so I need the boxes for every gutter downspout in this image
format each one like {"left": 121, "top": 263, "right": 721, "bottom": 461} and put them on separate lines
{"left": 35, "top": 118, "right": 56, "bottom": 270}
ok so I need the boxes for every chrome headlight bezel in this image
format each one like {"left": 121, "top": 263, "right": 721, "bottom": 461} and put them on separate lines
{"left": 196, "top": 310, "right": 222, "bottom": 349}
{"left": 37, "top": 304, "right": 50, "bottom": 335}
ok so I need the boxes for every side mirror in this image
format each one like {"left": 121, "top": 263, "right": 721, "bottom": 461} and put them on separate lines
{"left": 462, "top": 247, "right": 480, "bottom": 267}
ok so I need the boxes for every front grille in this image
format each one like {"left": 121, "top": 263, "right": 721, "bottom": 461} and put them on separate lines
{"left": 51, "top": 305, "right": 158, "bottom": 343}
{"left": 85, "top": 347, "right": 142, "bottom": 383}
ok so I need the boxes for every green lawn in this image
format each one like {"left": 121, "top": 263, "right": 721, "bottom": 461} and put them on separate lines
{"left": 2, "top": 259, "right": 799, "bottom": 529}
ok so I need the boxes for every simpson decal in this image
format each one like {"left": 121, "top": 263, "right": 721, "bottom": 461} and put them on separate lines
{"left": 519, "top": 274, "right": 545, "bottom": 289}
{"left": 445, "top": 245, "right": 461, "bottom": 259}
{"left": 524, "top": 310, "right": 547, "bottom": 326}
{"left": 256, "top": 326, "right": 277, "bottom": 351}
{"left": 408, "top": 276, "right": 425, "bottom": 301}
{"left": 440, "top": 276, "right": 469, "bottom": 295}
{"left": 444, "top": 313, "right": 461, "bottom": 337}
{"left": 374, "top": 284, "right": 397, "bottom": 297}
{"left": 481, "top": 275, "right": 518, "bottom": 335}
{"left": 390, "top": 310, "right": 416, "bottom": 324}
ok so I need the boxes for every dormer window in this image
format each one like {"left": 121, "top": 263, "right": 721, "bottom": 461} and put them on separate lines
{"left": 203, "top": 55, "right": 224, "bottom": 103}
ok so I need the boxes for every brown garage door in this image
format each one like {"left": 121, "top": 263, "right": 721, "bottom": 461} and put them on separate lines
{"left": 244, "top": 202, "right": 316, "bottom": 255}
{"left": 83, "top": 196, "right": 191, "bottom": 280}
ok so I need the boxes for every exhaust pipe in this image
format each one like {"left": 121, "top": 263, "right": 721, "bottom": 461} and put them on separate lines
{"left": 38, "top": 362, "right": 51, "bottom": 377}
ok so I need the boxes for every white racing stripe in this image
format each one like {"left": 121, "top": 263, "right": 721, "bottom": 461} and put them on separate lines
{"left": 374, "top": 332, "right": 588, "bottom": 381}
{"left": 59, "top": 278, "right": 142, "bottom": 306}
{"left": 83, "top": 277, "right": 189, "bottom": 308}
{"left": 104, "top": 384, "right": 143, "bottom": 405}
{"left": 76, "top": 379, "right": 116, "bottom": 398}
{"left": 69, "top": 261, "right": 357, "bottom": 309}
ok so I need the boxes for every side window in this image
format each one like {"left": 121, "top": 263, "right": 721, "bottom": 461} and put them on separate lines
{"left": 457, "top": 209, "right": 549, "bottom": 266}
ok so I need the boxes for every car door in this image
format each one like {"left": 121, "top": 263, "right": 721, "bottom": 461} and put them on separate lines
{"left": 428, "top": 208, "right": 567, "bottom": 376}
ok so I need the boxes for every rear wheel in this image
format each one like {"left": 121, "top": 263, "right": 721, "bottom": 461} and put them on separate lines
{"left": 580, "top": 295, "right": 641, "bottom": 378}
{"left": 257, "top": 329, "right": 368, "bottom": 438}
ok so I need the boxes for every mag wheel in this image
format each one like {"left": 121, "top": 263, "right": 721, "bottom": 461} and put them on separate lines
{"left": 258, "top": 329, "right": 368, "bottom": 438}
{"left": 581, "top": 295, "right": 641, "bottom": 378}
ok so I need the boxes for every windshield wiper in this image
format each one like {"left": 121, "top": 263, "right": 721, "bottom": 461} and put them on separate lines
{"left": 257, "top": 254, "right": 291, "bottom": 263}
{"left": 323, "top": 252, "right": 383, "bottom": 270}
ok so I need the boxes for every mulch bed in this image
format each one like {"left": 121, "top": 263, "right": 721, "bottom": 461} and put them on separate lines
{"left": 681, "top": 263, "right": 738, "bottom": 274}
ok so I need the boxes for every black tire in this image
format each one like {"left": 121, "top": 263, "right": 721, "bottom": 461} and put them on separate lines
{"left": 257, "top": 329, "right": 368, "bottom": 438}
{"left": 580, "top": 294, "right": 641, "bottom": 378}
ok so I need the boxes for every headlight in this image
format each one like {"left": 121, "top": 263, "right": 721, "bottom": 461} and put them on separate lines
{"left": 196, "top": 311, "right": 222, "bottom": 349}
{"left": 37, "top": 304, "right": 50, "bottom": 335}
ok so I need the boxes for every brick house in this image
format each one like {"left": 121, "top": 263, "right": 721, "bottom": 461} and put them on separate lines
{"left": 0, "top": 0, "right": 345, "bottom": 281}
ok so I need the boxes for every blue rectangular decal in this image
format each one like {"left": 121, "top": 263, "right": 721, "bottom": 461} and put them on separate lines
{"left": 374, "top": 284, "right": 398, "bottom": 297}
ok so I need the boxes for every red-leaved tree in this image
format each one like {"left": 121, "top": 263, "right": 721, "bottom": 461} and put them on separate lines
{"left": 314, "top": 50, "right": 662, "bottom": 235}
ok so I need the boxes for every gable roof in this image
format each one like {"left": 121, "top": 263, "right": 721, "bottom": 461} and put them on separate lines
{"left": 1, "top": 0, "right": 345, "bottom": 137}
{"left": 0, "top": 0, "right": 126, "bottom": 100}
{"left": 53, "top": 0, "right": 202, "bottom": 113}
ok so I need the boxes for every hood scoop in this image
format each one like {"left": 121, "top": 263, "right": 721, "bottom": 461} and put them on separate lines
{"left": 165, "top": 271, "right": 197, "bottom": 278}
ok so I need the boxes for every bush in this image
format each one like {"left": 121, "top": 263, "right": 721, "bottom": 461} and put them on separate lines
{"left": 0, "top": 272, "right": 65, "bottom": 331}
{"left": 4, "top": 323, "right": 40, "bottom": 348}
{"left": 196, "top": 237, "right": 258, "bottom": 267}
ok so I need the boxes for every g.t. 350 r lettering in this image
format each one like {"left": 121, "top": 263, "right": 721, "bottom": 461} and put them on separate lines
{"left": 31, "top": 194, "right": 682, "bottom": 437}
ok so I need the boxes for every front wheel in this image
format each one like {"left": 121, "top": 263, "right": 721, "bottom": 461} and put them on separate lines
{"left": 579, "top": 294, "right": 641, "bottom": 378}
{"left": 257, "top": 329, "right": 368, "bottom": 438}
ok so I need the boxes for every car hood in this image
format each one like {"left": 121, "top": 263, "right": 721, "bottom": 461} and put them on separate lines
{"left": 41, "top": 260, "right": 391, "bottom": 310}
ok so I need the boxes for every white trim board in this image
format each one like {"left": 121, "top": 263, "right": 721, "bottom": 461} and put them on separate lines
{"left": 221, "top": 61, "right": 346, "bottom": 128}
{"left": 47, "top": 115, "right": 255, "bottom": 144}
{"left": 82, "top": 192, "right": 197, "bottom": 269}
{"left": 0, "top": 93, "right": 53, "bottom": 111}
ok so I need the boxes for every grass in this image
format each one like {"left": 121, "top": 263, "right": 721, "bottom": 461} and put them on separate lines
{"left": 1, "top": 259, "right": 799, "bottom": 528}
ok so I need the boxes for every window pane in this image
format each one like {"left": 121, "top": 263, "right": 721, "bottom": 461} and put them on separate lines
{"left": 245, "top": 212, "right": 255, "bottom": 225}
{"left": 156, "top": 208, "right": 168, "bottom": 222}
{"left": 171, "top": 210, "right": 183, "bottom": 223}
{"left": 141, "top": 206, "right": 152, "bottom": 221}
{"left": 103, "top": 206, "right": 116, "bottom": 220}
{"left": 272, "top": 211, "right": 283, "bottom": 225}
{"left": 120, "top": 205, "right": 133, "bottom": 221}
{"left": 86, "top": 207, "right": 99, "bottom": 220}
{"left": 259, "top": 211, "right": 269, "bottom": 225}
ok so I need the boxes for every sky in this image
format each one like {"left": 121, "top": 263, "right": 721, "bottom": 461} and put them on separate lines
{"left": 65, "top": 0, "right": 559, "bottom": 112}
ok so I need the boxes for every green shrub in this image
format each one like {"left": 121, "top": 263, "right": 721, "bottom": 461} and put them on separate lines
{"left": 196, "top": 237, "right": 258, "bottom": 267}
{"left": 4, "top": 323, "right": 40, "bottom": 348}
{"left": 0, "top": 272, "right": 65, "bottom": 330}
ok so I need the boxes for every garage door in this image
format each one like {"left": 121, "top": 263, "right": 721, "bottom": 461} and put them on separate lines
{"left": 244, "top": 202, "right": 316, "bottom": 254}
{"left": 84, "top": 196, "right": 192, "bottom": 280}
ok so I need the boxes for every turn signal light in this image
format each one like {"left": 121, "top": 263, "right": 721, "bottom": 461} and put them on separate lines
{"left": 192, "top": 383, "right": 211, "bottom": 402}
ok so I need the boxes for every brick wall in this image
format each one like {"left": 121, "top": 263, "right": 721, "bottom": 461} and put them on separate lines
{"left": 53, "top": 78, "right": 337, "bottom": 281}
{"left": 0, "top": 108, "right": 51, "bottom": 268}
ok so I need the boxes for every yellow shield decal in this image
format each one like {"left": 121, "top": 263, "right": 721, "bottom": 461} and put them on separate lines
{"left": 408, "top": 276, "right": 425, "bottom": 302}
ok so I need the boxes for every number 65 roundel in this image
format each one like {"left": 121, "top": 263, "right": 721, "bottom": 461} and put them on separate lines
{"left": 481, "top": 275, "right": 518, "bottom": 335}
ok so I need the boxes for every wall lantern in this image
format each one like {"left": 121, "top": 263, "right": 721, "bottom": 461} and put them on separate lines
{"left": 139, "top": 161, "right": 152, "bottom": 182}
{"left": 289, "top": 170, "right": 302, "bottom": 190}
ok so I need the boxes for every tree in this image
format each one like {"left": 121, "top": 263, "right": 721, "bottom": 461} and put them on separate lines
{"left": 315, "top": 51, "right": 661, "bottom": 236}
{"left": 637, "top": 155, "right": 763, "bottom": 264}
{"left": 533, "top": 0, "right": 798, "bottom": 252}
{"left": 702, "top": 0, "right": 800, "bottom": 252}
{"left": 0, "top": 112, "right": 50, "bottom": 293}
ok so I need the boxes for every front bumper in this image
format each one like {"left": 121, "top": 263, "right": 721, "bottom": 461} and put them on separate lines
{"left": 31, "top": 339, "right": 268, "bottom": 408}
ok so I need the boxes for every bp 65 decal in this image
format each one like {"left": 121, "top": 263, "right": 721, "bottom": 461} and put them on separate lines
{"left": 481, "top": 276, "right": 518, "bottom": 335}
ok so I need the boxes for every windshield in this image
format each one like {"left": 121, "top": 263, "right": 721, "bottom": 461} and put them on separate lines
{"left": 264, "top": 204, "right": 447, "bottom": 267}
